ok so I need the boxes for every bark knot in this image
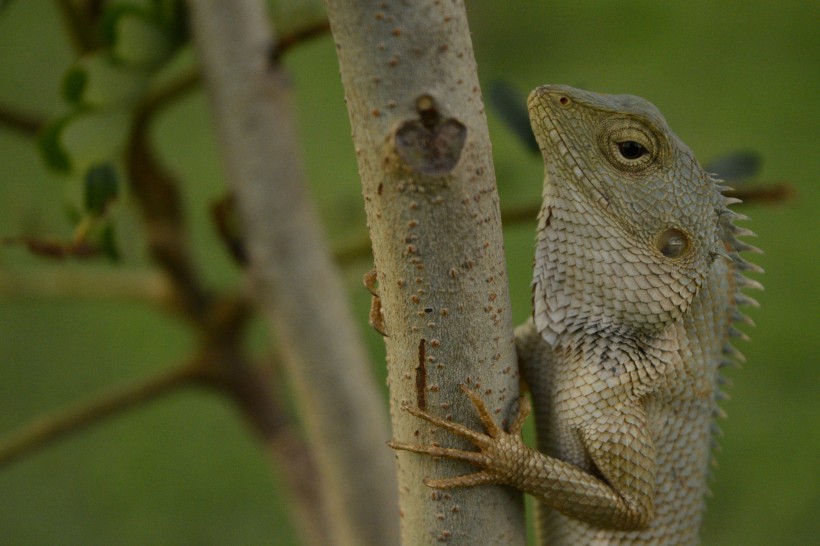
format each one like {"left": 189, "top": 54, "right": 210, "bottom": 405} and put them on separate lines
{"left": 393, "top": 94, "right": 466, "bottom": 177}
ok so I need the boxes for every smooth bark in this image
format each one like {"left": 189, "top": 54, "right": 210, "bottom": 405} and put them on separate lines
{"left": 324, "top": 1, "right": 525, "bottom": 544}
{"left": 187, "top": 1, "right": 399, "bottom": 545}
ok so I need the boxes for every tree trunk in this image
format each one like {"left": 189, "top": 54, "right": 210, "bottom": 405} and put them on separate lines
{"left": 324, "top": 1, "right": 526, "bottom": 544}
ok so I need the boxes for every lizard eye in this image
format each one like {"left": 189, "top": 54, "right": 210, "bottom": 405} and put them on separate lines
{"left": 617, "top": 141, "right": 647, "bottom": 160}
{"left": 598, "top": 120, "right": 660, "bottom": 174}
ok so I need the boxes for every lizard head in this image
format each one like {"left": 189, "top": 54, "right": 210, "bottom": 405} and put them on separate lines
{"left": 527, "top": 85, "right": 724, "bottom": 342}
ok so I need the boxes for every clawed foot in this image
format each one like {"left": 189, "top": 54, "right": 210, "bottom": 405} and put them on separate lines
{"left": 388, "top": 385, "right": 530, "bottom": 488}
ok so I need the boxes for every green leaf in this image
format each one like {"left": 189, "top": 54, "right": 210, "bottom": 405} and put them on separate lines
{"left": 62, "top": 54, "right": 151, "bottom": 107}
{"left": 151, "top": 0, "right": 188, "bottom": 34}
{"left": 116, "top": 15, "right": 174, "bottom": 66}
{"left": 101, "top": 4, "right": 144, "bottom": 47}
{"left": 38, "top": 117, "right": 73, "bottom": 172}
{"left": 101, "top": 4, "right": 178, "bottom": 68}
{"left": 62, "top": 64, "right": 89, "bottom": 104}
{"left": 488, "top": 80, "right": 540, "bottom": 154}
{"left": 100, "top": 222, "right": 121, "bottom": 262}
{"left": 63, "top": 202, "right": 83, "bottom": 224}
{"left": 40, "top": 108, "right": 130, "bottom": 174}
{"left": 60, "top": 108, "right": 131, "bottom": 173}
{"left": 84, "top": 163, "right": 120, "bottom": 215}
{"left": 704, "top": 151, "right": 762, "bottom": 184}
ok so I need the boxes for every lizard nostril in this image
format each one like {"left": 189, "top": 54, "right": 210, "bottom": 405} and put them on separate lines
{"left": 559, "top": 96, "right": 571, "bottom": 106}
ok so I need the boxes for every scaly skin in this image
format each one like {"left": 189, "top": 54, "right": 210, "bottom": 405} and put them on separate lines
{"left": 390, "top": 85, "right": 761, "bottom": 545}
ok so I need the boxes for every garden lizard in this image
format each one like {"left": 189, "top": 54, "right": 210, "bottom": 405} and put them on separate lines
{"left": 389, "top": 85, "right": 761, "bottom": 544}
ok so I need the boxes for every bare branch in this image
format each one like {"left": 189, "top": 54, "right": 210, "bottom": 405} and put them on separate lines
{"left": 53, "top": 0, "right": 102, "bottom": 54}
{"left": 187, "top": 1, "right": 399, "bottom": 545}
{"left": 0, "top": 102, "right": 45, "bottom": 136}
{"left": 0, "top": 267, "right": 172, "bottom": 304}
{"left": 127, "top": 99, "right": 211, "bottom": 322}
{"left": 269, "top": 20, "right": 331, "bottom": 62}
{"left": 332, "top": 203, "right": 543, "bottom": 266}
{"left": 724, "top": 183, "right": 795, "bottom": 204}
{"left": 124, "top": 53, "right": 337, "bottom": 544}
{"left": 324, "top": 0, "right": 525, "bottom": 543}
{"left": 141, "top": 69, "right": 202, "bottom": 118}
{"left": 0, "top": 359, "right": 202, "bottom": 467}
{"left": 198, "top": 345, "right": 331, "bottom": 546}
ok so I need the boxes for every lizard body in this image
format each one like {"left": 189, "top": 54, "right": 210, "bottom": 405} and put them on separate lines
{"left": 390, "top": 85, "right": 761, "bottom": 545}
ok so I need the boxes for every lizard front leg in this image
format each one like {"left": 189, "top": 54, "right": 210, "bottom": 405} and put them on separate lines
{"left": 389, "top": 386, "right": 656, "bottom": 531}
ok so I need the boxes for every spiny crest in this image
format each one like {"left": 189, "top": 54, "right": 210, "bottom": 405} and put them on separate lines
{"left": 711, "top": 181, "right": 762, "bottom": 470}
{"left": 716, "top": 183, "right": 763, "bottom": 372}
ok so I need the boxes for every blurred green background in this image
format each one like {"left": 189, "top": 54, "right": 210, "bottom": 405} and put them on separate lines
{"left": 0, "top": 1, "right": 817, "bottom": 544}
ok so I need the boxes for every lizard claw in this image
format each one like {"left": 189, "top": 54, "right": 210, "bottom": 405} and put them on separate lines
{"left": 387, "top": 441, "right": 489, "bottom": 466}
{"left": 400, "top": 401, "right": 491, "bottom": 446}
{"left": 460, "top": 385, "right": 531, "bottom": 437}
{"left": 388, "top": 387, "right": 532, "bottom": 490}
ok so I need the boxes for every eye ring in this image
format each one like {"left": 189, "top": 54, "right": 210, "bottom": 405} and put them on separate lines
{"left": 597, "top": 119, "right": 660, "bottom": 174}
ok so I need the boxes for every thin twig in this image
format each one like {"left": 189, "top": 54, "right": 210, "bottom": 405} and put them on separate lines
{"left": 197, "top": 347, "right": 328, "bottom": 526}
{"left": 53, "top": 0, "right": 101, "bottom": 53}
{"left": 130, "top": 17, "right": 333, "bottom": 120}
{"left": 724, "top": 183, "right": 794, "bottom": 204}
{"left": 0, "top": 102, "right": 45, "bottom": 136}
{"left": 128, "top": 91, "right": 212, "bottom": 322}
{"left": 269, "top": 20, "right": 331, "bottom": 63}
{"left": 141, "top": 69, "right": 203, "bottom": 119}
{"left": 0, "top": 359, "right": 204, "bottom": 467}
{"left": 331, "top": 203, "right": 542, "bottom": 266}
{"left": 0, "top": 267, "right": 172, "bottom": 304}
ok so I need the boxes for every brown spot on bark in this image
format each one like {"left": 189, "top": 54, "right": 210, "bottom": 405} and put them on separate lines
{"left": 393, "top": 94, "right": 467, "bottom": 176}
{"left": 416, "top": 339, "right": 427, "bottom": 410}
{"left": 368, "top": 295, "right": 387, "bottom": 336}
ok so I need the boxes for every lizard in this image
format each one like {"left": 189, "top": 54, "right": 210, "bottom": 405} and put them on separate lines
{"left": 389, "top": 84, "right": 762, "bottom": 545}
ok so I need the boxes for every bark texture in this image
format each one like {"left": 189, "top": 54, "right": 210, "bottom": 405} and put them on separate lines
{"left": 324, "top": 1, "right": 525, "bottom": 544}
{"left": 187, "top": 1, "right": 399, "bottom": 545}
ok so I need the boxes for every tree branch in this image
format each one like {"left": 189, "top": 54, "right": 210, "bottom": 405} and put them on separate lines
{"left": 127, "top": 96, "right": 211, "bottom": 322}
{"left": 0, "top": 281, "right": 326, "bottom": 545}
{"left": 122, "top": 39, "right": 333, "bottom": 546}
{"left": 323, "top": 1, "right": 526, "bottom": 543}
{"left": 332, "top": 203, "right": 543, "bottom": 267}
{"left": 268, "top": 20, "right": 331, "bottom": 62}
{"left": 0, "top": 267, "right": 172, "bottom": 304}
{"left": 141, "top": 69, "right": 202, "bottom": 118}
{"left": 192, "top": 298, "right": 331, "bottom": 546}
{"left": 186, "top": 1, "right": 399, "bottom": 545}
{"left": 53, "top": 0, "right": 102, "bottom": 54}
{"left": 0, "top": 6, "right": 355, "bottom": 544}
{"left": 0, "top": 358, "right": 202, "bottom": 467}
{"left": 0, "top": 102, "right": 45, "bottom": 137}
{"left": 724, "top": 182, "right": 795, "bottom": 204}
